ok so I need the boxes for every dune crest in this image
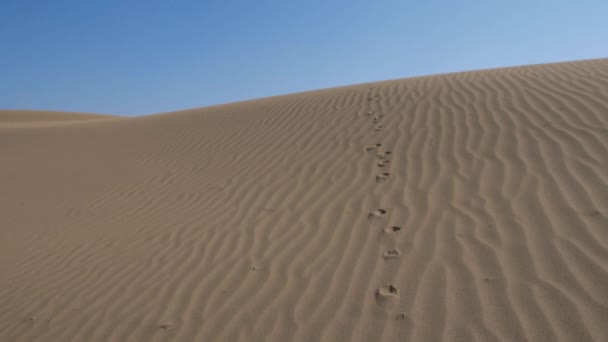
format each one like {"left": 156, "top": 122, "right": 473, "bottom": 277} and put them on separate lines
{"left": 0, "top": 110, "right": 119, "bottom": 128}
{"left": 1, "top": 59, "right": 607, "bottom": 341}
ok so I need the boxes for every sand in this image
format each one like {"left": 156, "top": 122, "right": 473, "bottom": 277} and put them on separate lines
{"left": 1, "top": 59, "right": 607, "bottom": 341}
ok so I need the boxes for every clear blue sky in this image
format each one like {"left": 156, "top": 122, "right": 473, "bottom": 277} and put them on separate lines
{"left": 1, "top": 0, "right": 606, "bottom": 116}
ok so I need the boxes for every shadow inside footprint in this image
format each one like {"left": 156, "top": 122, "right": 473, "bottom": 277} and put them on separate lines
{"left": 382, "top": 250, "right": 401, "bottom": 259}
{"left": 368, "top": 209, "right": 388, "bottom": 221}
{"left": 376, "top": 172, "right": 390, "bottom": 183}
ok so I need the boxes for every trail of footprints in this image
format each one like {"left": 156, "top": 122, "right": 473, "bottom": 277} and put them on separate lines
{"left": 364, "top": 89, "right": 406, "bottom": 319}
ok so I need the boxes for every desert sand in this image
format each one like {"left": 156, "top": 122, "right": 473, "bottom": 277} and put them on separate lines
{"left": 1, "top": 59, "right": 607, "bottom": 341}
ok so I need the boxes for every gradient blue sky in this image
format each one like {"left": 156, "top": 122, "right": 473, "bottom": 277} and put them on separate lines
{"left": 1, "top": 0, "right": 606, "bottom": 116}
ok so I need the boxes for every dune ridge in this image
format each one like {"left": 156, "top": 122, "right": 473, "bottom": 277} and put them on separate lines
{"left": 0, "top": 110, "right": 120, "bottom": 128}
{"left": 1, "top": 59, "right": 607, "bottom": 341}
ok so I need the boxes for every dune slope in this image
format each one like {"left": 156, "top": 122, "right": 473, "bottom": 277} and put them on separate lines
{"left": 1, "top": 59, "right": 607, "bottom": 341}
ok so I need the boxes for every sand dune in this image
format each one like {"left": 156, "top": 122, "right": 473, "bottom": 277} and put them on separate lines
{"left": 0, "top": 110, "right": 119, "bottom": 128}
{"left": 1, "top": 59, "right": 607, "bottom": 341}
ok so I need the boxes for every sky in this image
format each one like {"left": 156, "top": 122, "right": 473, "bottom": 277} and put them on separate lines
{"left": 1, "top": 0, "right": 607, "bottom": 116}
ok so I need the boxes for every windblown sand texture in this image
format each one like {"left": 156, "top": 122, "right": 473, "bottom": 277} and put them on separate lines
{"left": 1, "top": 59, "right": 607, "bottom": 341}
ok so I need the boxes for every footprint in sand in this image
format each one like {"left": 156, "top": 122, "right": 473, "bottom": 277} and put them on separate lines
{"left": 377, "top": 226, "right": 404, "bottom": 246}
{"left": 374, "top": 125, "right": 383, "bottom": 131}
{"left": 368, "top": 209, "right": 388, "bottom": 222}
{"left": 366, "top": 143, "right": 382, "bottom": 152}
{"left": 373, "top": 116, "right": 382, "bottom": 123}
{"left": 376, "top": 151, "right": 392, "bottom": 160}
{"left": 376, "top": 172, "right": 390, "bottom": 183}
{"left": 374, "top": 284, "right": 400, "bottom": 308}
{"left": 159, "top": 323, "right": 173, "bottom": 330}
{"left": 381, "top": 249, "right": 401, "bottom": 259}
{"left": 377, "top": 160, "right": 390, "bottom": 167}
{"left": 382, "top": 225, "right": 402, "bottom": 233}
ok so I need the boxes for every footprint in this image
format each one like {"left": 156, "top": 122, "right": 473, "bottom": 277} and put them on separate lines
{"left": 374, "top": 284, "right": 400, "bottom": 308}
{"left": 373, "top": 116, "right": 381, "bottom": 123}
{"left": 381, "top": 250, "right": 401, "bottom": 259}
{"left": 374, "top": 125, "right": 383, "bottom": 131}
{"left": 377, "top": 160, "right": 390, "bottom": 167}
{"left": 368, "top": 209, "right": 388, "bottom": 221}
{"left": 376, "top": 151, "right": 392, "bottom": 160}
{"left": 395, "top": 312, "right": 407, "bottom": 320}
{"left": 376, "top": 172, "right": 390, "bottom": 183}
{"left": 482, "top": 277, "right": 494, "bottom": 283}
{"left": 377, "top": 226, "right": 403, "bottom": 246}
{"left": 159, "top": 323, "right": 173, "bottom": 330}
{"left": 382, "top": 226, "right": 402, "bottom": 233}
{"left": 366, "top": 143, "right": 382, "bottom": 152}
